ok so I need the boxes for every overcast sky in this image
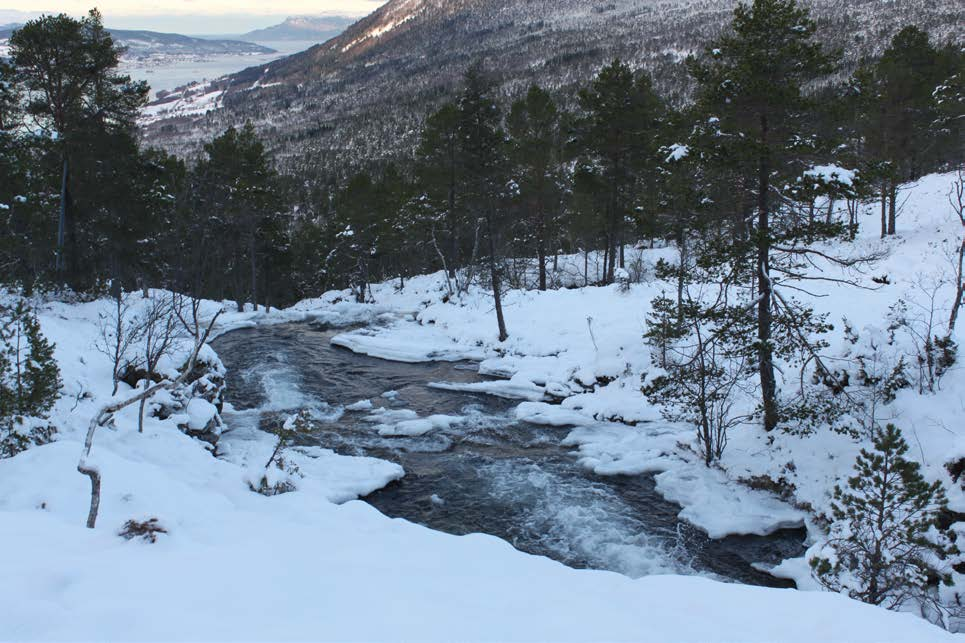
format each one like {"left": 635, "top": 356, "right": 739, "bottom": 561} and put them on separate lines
{"left": 0, "top": 1, "right": 387, "bottom": 33}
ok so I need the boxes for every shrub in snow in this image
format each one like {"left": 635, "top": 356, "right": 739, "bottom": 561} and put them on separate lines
{"left": 118, "top": 518, "right": 168, "bottom": 544}
{"left": 94, "top": 293, "right": 144, "bottom": 396}
{"left": 810, "top": 424, "right": 956, "bottom": 615}
{"left": 249, "top": 410, "right": 315, "bottom": 496}
{"left": 0, "top": 300, "right": 61, "bottom": 458}
{"left": 644, "top": 292, "right": 688, "bottom": 369}
{"left": 155, "top": 346, "right": 226, "bottom": 447}
{"left": 887, "top": 286, "right": 959, "bottom": 394}
{"left": 643, "top": 298, "right": 750, "bottom": 466}
{"left": 613, "top": 267, "right": 631, "bottom": 292}
{"left": 248, "top": 455, "right": 300, "bottom": 497}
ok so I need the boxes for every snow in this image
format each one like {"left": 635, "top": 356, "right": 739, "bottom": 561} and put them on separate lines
{"left": 139, "top": 82, "right": 225, "bottom": 125}
{"left": 377, "top": 414, "right": 464, "bottom": 437}
{"left": 184, "top": 397, "right": 217, "bottom": 431}
{"left": 345, "top": 398, "right": 374, "bottom": 411}
{"left": 514, "top": 401, "right": 597, "bottom": 426}
{"left": 429, "top": 376, "right": 547, "bottom": 401}
{"left": 2, "top": 172, "right": 964, "bottom": 639}
{"left": 332, "top": 322, "right": 486, "bottom": 362}
{"left": 665, "top": 143, "right": 690, "bottom": 162}
{"left": 803, "top": 163, "right": 857, "bottom": 187}
{"left": 655, "top": 466, "right": 807, "bottom": 538}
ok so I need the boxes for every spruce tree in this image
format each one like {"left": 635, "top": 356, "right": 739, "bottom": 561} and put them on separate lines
{"left": 331, "top": 171, "right": 379, "bottom": 302}
{"left": 811, "top": 424, "right": 955, "bottom": 610}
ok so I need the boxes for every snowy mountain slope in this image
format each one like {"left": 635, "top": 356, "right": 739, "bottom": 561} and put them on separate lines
{"left": 142, "top": 0, "right": 964, "bottom": 166}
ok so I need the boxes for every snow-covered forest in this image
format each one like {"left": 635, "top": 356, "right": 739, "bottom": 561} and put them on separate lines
{"left": 2, "top": 1, "right": 965, "bottom": 641}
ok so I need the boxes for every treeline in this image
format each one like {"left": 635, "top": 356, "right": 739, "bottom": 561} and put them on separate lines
{"left": 0, "top": 4, "right": 962, "bottom": 315}
{"left": 0, "top": 11, "right": 295, "bottom": 308}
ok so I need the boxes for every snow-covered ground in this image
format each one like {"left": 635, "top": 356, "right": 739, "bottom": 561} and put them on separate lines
{"left": 2, "top": 172, "right": 963, "bottom": 640}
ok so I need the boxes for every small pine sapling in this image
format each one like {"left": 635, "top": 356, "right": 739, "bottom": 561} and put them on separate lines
{"left": 644, "top": 292, "right": 688, "bottom": 369}
{"left": 250, "top": 410, "right": 316, "bottom": 496}
{"left": 0, "top": 300, "right": 61, "bottom": 457}
{"left": 811, "top": 424, "right": 955, "bottom": 612}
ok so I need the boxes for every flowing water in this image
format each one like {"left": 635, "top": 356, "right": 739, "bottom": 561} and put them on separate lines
{"left": 212, "top": 322, "right": 805, "bottom": 586}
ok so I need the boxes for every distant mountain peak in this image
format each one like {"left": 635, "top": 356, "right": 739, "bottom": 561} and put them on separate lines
{"left": 241, "top": 15, "right": 357, "bottom": 42}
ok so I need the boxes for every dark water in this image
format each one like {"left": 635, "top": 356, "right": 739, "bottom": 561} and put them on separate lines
{"left": 212, "top": 322, "right": 805, "bottom": 586}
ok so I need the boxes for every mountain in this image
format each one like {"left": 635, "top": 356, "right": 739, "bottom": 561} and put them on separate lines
{"left": 241, "top": 15, "right": 357, "bottom": 42}
{"left": 107, "top": 30, "right": 276, "bottom": 57}
{"left": 0, "top": 25, "right": 275, "bottom": 57}
{"left": 142, "top": 0, "right": 965, "bottom": 170}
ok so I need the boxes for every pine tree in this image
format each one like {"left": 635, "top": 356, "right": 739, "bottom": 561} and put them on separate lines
{"left": 688, "top": 0, "right": 837, "bottom": 431}
{"left": 576, "top": 59, "right": 664, "bottom": 284}
{"left": 416, "top": 102, "right": 465, "bottom": 282}
{"left": 458, "top": 67, "right": 510, "bottom": 341}
{"left": 192, "top": 123, "right": 286, "bottom": 311}
{"left": 507, "top": 84, "right": 564, "bottom": 291}
{"left": 811, "top": 424, "right": 955, "bottom": 610}
{"left": 0, "top": 300, "right": 61, "bottom": 457}
{"left": 9, "top": 10, "right": 148, "bottom": 282}
{"left": 857, "top": 27, "right": 949, "bottom": 237}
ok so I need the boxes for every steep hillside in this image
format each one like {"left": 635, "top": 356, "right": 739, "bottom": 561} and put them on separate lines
{"left": 142, "top": 0, "right": 963, "bottom": 169}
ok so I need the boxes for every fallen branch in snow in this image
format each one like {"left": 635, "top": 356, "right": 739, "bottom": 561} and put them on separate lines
{"left": 586, "top": 316, "right": 598, "bottom": 353}
{"left": 430, "top": 225, "right": 454, "bottom": 298}
{"left": 77, "top": 298, "right": 222, "bottom": 529}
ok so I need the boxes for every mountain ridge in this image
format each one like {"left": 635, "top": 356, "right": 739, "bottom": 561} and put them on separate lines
{"left": 240, "top": 15, "right": 357, "bottom": 42}
{"left": 0, "top": 25, "right": 275, "bottom": 57}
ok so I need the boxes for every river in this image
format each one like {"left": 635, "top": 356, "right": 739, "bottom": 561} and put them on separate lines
{"left": 211, "top": 322, "right": 805, "bottom": 587}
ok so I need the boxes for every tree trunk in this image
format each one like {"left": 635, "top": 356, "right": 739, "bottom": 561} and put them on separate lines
{"left": 887, "top": 182, "right": 897, "bottom": 236}
{"left": 138, "top": 388, "right": 147, "bottom": 434}
{"left": 249, "top": 235, "right": 258, "bottom": 312}
{"left": 486, "top": 213, "right": 508, "bottom": 342}
{"left": 880, "top": 188, "right": 887, "bottom": 239}
{"left": 537, "top": 203, "right": 547, "bottom": 291}
{"left": 56, "top": 156, "right": 68, "bottom": 274}
{"left": 447, "top": 165, "right": 458, "bottom": 279}
{"left": 601, "top": 243, "right": 609, "bottom": 286}
{"left": 949, "top": 238, "right": 965, "bottom": 334}
{"left": 676, "top": 230, "right": 688, "bottom": 326}
{"left": 848, "top": 198, "right": 858, "bottom": 241}
{"left": 757, "top": 115, "right": 778, "bottom": 432}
